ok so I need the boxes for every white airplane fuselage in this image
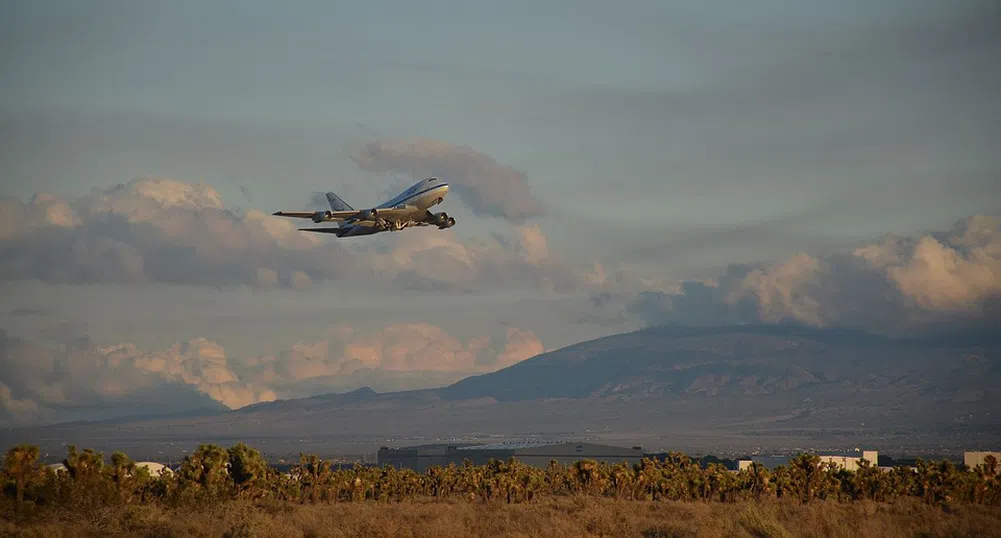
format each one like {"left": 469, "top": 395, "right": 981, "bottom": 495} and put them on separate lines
{"left": 378, "top": 177, "right": 450, "bottom": 214}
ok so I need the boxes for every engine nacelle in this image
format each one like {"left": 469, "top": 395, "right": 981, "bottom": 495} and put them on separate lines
{"left": 311, "top": 211, "right": 332, "bottom": 223}
{"left": 360, "top": 208, "right": 379, "bottom": 220}
{"left": 433, "top": 212, "right": 450, "bottom": 227}
{"left": 438, "top": 216, "right": 456, "bottom": 229}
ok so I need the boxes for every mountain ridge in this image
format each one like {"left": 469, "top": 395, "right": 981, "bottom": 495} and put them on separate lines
{"left": 3, "top": 323, "right": 999, "bottom": 458}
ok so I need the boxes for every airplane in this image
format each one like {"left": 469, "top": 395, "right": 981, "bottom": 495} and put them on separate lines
{"left": 271, "top": 177, "right": 456, "bottom": 238}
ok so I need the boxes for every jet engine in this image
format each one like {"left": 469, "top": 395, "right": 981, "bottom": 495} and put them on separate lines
{"left": 311, "top": 211, "right": 332, "bottom": 223}
{"left": 359, "top": 208, "right": 379, "bottom": 220}
{"left": 435, "top": 212, "right": 456, "bottom": 229}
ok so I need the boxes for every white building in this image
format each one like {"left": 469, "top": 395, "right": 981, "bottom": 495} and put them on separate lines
{"left": 136, "top": 461, "right": 173, "bottom": 476}
{"left": 963, "top": 451, "right": 1001, "bottom": 469}
{"left": 817, "top": 450, "right": 878, "bottom": 472}
{"left": 737, "top": 450, "right": 878, "bottom": 471}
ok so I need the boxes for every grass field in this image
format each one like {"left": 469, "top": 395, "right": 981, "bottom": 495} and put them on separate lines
{"left": 5, "top": 496, "right": 1001, "bottom": 538}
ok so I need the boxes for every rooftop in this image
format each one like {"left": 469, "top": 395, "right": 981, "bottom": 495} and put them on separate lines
{"left": 457, "top": 441, "right": 573, "bottom": 451}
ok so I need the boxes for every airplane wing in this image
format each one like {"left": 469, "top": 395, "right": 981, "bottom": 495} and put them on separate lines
{"left": 272, "top": 210, "right": 359, "bottom": 221}
{"left": 273, "top": 205, "right": 418, "bottom": 223}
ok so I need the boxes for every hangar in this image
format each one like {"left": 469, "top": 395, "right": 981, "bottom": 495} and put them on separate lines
{"left": 378, "top": 441, "right": 644, "bottom": 472}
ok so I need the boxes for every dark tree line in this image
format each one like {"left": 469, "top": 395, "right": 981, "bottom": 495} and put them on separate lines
{"left": 2, "top": 442, "right": 999, "bottom": 520}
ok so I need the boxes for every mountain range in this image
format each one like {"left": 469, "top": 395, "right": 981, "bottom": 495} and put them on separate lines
{"left": 4, "top": 324, "right": 1000, "bottom": 460}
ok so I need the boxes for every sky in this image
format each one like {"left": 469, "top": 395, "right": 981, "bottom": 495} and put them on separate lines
{"left": 1, "top": 0, "right": 1000, "bottom": 425}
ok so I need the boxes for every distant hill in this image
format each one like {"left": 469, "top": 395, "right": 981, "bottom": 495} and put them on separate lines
{"left": 4, "top": 324, "right": 1000, "bottom": 459}
{"left": 438, "top": 323, "right": 1001, "bottom": 405}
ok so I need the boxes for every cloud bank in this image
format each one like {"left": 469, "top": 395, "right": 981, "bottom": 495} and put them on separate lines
{"left": 0, "top": 178, "right": 353, "bottom": 288}
{"left": 0, "top": 177, "right": 598, "bottom": 292}
{"left": 0, "top": 322, "right": 546, "bottom": 426}
{"left": 625, "top": 215, "right": 1001, "bottom": 334}
{"left": 351, "top": 138, "right": 545, "bottom": 221}
{"left": 364, "top": 222, "right": 608, "bottom": 293}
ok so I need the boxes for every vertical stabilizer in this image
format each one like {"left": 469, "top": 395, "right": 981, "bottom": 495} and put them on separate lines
{"left": 326, "top": 192, "right": 354, "bottom": 212}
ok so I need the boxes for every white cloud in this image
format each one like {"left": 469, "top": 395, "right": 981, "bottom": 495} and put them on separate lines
{"left": 858, "top": 215, "right": 1001, "bottom": 315}
{"left": 1, "top": 177, "right": 611, "bottom": 294}
{"left": 0, "top": 178, "right": 351, "bottom": 288}
{"left": 494, "top": 327, "right": 548, "bottom": 369}
{"left": 0, "top": 321, "right": 546, "bottom": 426}
{"left": 0, "top": 381, "right": 39, "bottom": 423}
{"left": 624, "top": 215, "right": 1001, "bottom": 334}
{"left": 356, "top": 221, "right": 609, "bottom": 293}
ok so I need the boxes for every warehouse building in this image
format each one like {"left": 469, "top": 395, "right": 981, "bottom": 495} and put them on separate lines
{"left": 378, "top": 441, "right": 643, "bottom": 472}
{"left": 964, "top": 451, "right": 1001, "bottom": 469}
{"left": 737, "top": 450, "right": 879, "bottom": 472}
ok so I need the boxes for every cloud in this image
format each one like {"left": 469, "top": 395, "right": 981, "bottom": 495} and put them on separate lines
{"left": 350, "top": 138, "right": 545, "bottom": 221}
{"left": 0, "top": 177, "right": 363, "bottom": 288}
{"left": 0, "top": 331, "right": 231, "bottom": 426}
{"left": 356, "top": 221, "right": 609, "bottom": 293}
{"left": 494, "top": 327, "right": 547, "bottom": 369}
{"left": 1, "top": 177, "right": 608, "bottom": 293}
{"left": 0, "top": 382, "right": 39, "bottom": 423}
{"left": 0, "top": 322, "right": 546, "bottom": 426}
{"left": 857, "top": 215, "right": 1001, "bottom": 314}
{"left": 623, "top": 215, "right": 1001, "bottom": 334}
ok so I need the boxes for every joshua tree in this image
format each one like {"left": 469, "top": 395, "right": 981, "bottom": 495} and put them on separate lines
{"left": 108, "top": 451, "right": 138, "bottom": 505}
{"left": 176, "top": 444, "right": 232, "bottom": 503}
{"left": 742, "top": 462, "right": 771, "bottom": 500}
{"left": 3, "top": 444, "right": 40, "bottom": 505}
{"left": 292, "top": 454, "right": 330, "bottom": 504}
{"left": 787, "top": 454, "right": 825, "bottom": 504}
{"left": 227, "top": 442, "right": 271, "bottom": 500}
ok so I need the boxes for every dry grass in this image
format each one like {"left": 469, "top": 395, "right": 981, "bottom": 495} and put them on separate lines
{"left": 3, "top": 497, "right": 1000, "bottom": 538}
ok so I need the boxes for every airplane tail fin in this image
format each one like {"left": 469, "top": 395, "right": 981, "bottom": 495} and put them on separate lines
{"left": 325, "top": 192, "right": 354, "bottom": 212}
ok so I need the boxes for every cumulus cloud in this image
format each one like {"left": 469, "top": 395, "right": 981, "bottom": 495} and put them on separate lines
{"left": 494, "top": 327, "right": 547, "bottom": 369}
{"left": 0, "top": 177, "right": 607, "bottom": 293}
{"left": 0, "top": 322, "right": 546, "bottom": 426}
{"left": 0, "top": 381, "right": 39, "bottom": 423}
{"left": 351, "top": 138, "right": 545, "bottom": 221}
{"left": 0, "top": 177, "right": 361, "bottom": 288}
{"left": 624, "top": 215, "right": 1001, "bottom": 334}
{"left": 359, "top": 222, "right": 605, "bottom": 293}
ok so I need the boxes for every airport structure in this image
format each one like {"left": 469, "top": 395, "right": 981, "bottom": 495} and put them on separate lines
{"left": 377, "top": 441, "right": 644, "bottom": 472}
{"left": 45, "top": 461, "right": 173, "bottom": 475}
{"left": 964, "top": 451, "right": 1001, "bottom": 469}
{"left": 738, "top": 450, "right": 879, "bottom": 471}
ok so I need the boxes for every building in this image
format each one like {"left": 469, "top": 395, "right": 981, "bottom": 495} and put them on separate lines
{"left": 817, "top": 451, "right": 878, "bottom": 472}
{"left": 737, "top": 457, "right": 791, "bottom": 471}
{"left": 136, "top": 461, "right": 173, "bottom": 476}
{"left": 737, "top": 450, "right": 878, "bottom": 472}
{"left": 377, "top": 441, "right": 644, "bottom": 473}
{"left": 964, "top": 451, "right": 1001, "bottom": 469}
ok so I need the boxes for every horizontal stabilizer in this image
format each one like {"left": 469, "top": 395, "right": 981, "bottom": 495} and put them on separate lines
{"left": 298, "top": 227, "right": 350, "bottom": 237}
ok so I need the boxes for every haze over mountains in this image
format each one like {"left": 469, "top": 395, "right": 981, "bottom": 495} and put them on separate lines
{"left": 4, "top": 323, "right": 998, "bottom": 461}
